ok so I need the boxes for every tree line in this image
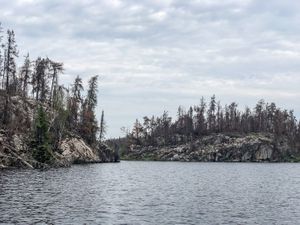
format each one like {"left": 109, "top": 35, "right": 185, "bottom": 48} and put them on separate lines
{"left": 0, "top": 24, "right": 106, "bottom": 163}
{"left": 126, "top": 95, "right": 300, "bottom": 148}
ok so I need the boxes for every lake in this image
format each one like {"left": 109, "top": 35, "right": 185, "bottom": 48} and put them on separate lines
{"left": 1, "top": 161, "right": 300, "bottom": 224}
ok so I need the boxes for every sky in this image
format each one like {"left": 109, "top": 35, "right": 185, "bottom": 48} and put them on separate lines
{"left": 1, "top": 0, "right": 300, "bottom": 138}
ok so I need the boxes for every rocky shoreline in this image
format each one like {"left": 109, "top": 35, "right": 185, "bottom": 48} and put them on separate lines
{"left": 0, "top": 130, "right": 118, "bottom": 169}
{"left": 0, "top": 94, "right": 118, "bottom": 170}
{"left": 123, "top": 133, "right": 300, "bottom": 162}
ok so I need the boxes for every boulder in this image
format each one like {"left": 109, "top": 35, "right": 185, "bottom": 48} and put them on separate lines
{"left": 59, "top": 138, "right": 100, "bottom": 164}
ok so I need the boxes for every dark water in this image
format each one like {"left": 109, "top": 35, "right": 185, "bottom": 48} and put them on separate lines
{"left": 1, "top": 162, "right": 300, "bottom": 225}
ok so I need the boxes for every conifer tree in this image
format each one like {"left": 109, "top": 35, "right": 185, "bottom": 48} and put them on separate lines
{"left": 185, "top": 107, "right": 194, "bottom": 140}
{"left": 229, "top": 102, "right": 238, "bottom": 131}
{"left": 32, "top": 57, "right": 49, "bottom": 103}
{"left": 67, "top": 75, "right": 83, "bottom": 132}
{"left": 207, "top": 95, "right": 216, "bottom": 132}
{"left": 142, "top": 116, "right": 151, "bottom": 142}
{"left": 86, "top": 75, "right": 98, "bottom": 110}
{"left": 216, "top": 101, "right": 223, "bottom": 132}
{"left": 194, "top": 97, "right": 207, "bottom": 135}
{"left": 99, "top": 110, "right": 106, "bottom": 143}
{"left": 79, "top": 76, "right": 99, "bottom": 145}
{"left": 3, "top": 30, "right": 18, "bottom": 95}
{"left": 2, "top": 30, "right": 18, "bottom": 126}
{"left": 48, "top": 60, "right": 63, "bottom": 107}
{"left": 50, "top": 85, "right": 68, "bottom": 151}
{"left": 19, "top": 53, "right": 32, "bottom": 97}
{"left": 266, "top": 102, "right": 276, "bottom": 133}
{"left": 31, "top": 106, "right": 52, "bottom": 163}
{"left": 132, "top": 119, "right": 143, "bottom": 142}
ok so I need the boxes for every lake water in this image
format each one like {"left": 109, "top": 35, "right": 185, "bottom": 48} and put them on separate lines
{"left": 1, "top": 161, "right": 300, "bottom": 225}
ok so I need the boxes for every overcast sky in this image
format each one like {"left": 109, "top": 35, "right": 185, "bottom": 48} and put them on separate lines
{"left": 1, "top": 0, "right": 300, "bottom": 137}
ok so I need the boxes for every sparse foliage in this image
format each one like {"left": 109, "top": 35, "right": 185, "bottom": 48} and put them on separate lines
{"left": 126, "top": 95, "right": 300, "bottom": 151}
{"left": 0, "top": 24, "right": 108, "bottom": 163}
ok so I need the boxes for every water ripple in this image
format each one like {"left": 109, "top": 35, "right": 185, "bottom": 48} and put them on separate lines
{"left": 1, "top": 162, "right": 300, "bottom": 224}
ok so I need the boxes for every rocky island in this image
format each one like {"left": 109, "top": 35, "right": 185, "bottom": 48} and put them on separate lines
{"left": 118, "top": 96, "right": 300, "bottom": 162}
{"left": 123, "top": 133, "right": 299, "bottom": 162}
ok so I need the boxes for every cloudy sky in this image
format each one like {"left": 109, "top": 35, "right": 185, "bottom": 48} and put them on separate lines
{"left": 1, "top": 0, "right": 300, "bottom": 137}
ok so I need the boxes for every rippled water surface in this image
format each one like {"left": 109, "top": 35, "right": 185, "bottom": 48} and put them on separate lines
{"left": 1, "top": 162, "right": 300, "bottom": 224}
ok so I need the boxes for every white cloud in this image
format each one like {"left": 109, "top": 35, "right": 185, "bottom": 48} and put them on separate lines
{"left": 103, "top": 0, "right": 123, "bottom": 8}
{"left": 149, "top": 11, "right": 167, "bottom": 22}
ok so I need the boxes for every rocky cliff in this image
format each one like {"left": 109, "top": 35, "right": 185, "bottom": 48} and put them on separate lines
{"left": 0, "top": 95, "right": 118, "bottom": 169}
{"left": 0, "top": 130, "right": 118, "bottom": 169}
{"left": 124, "top": 133, "right": 299, "bottom": 162}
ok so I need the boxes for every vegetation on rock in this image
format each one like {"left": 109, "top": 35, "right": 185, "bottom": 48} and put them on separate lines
{"left": 117, "top": 95, "right": 300, "bottom": 161}
{"left": 0, "top": 23, "right": 116, "bottom": 168}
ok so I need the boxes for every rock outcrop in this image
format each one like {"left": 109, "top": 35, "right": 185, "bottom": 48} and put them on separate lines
{"left": 0, "top": 131, "right": 118, "bottom": 169}
{"left": 124, "top": 133, "right": 299, "bottom": 162}
{"left": 0, "top": 94, "right": 118, "bottom": 169}
{"left": 0, "top": 130, "right": 35, "bottom": 169}
{"left": 58, "top": 137, "right": 117, "bottom": 165}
